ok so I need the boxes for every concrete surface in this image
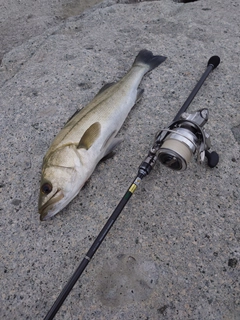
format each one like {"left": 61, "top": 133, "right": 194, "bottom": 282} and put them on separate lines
{"left": 0, "top": 0, "right": 103, "bottom": 61}
{"left": 0, "top": 0, "right": 239, "bottom": 319}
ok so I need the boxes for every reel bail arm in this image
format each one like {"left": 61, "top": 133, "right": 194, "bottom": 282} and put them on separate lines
{"left": 154, "top": 108, "right": 219, "bottom": 171}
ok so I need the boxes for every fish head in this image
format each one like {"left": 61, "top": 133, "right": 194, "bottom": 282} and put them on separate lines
{"left": 38, "top": 146, "right": 86, "bottom": 221}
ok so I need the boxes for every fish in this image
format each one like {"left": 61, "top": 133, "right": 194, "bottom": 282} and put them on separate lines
{"left": 38, "top": 49, "right": 167, "bottom": 220}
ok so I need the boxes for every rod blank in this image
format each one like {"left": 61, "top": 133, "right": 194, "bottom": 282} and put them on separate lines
{"left": 173, "top": 55, "right": 220, "bottom": 121}
{"left": 44, "top": 175, "right": 143, "bottom": 320}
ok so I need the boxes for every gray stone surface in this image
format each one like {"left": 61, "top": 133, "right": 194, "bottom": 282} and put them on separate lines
{"left": 0, "top": 0, "right": 239, "bottom": 319}
{"left": 0, "top": 0, "right": 103, "bottom": 61}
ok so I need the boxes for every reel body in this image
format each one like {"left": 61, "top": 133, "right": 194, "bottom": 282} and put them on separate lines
{"left": 155, "top": 108, "right": 214, "bottom": 171}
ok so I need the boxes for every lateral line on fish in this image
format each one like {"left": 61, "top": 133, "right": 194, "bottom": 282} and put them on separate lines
{"left": 46, "top": 164, "right": 77, "bottom": 171}
{"left": 57, "top": 95, "right": 110, "bottom": 146}
{"left": 55, "top": 67, "right": 141, "bottom": 145}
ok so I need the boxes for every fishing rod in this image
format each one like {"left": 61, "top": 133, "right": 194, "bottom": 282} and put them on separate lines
{"left": 44, "top": 55, "right": 220, "bottom": 320}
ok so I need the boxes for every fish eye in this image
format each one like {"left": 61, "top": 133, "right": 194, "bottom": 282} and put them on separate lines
{"left": 41, "top": 182, "right": 52, "bottom": 195}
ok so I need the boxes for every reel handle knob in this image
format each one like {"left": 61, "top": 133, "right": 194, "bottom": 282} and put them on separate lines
{"left": 205, "top": 150, "right": 219, "bottom": 168}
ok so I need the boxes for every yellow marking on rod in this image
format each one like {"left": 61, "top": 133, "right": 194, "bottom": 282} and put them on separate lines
{"left": 129, "top": 184, "right": 137, "bottom": 193}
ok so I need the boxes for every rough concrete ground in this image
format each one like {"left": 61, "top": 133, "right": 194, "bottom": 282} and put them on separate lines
{"left": 0, "top": 0, "right": 103, "bottom": 61}
{"left": 0, "top": 0, "right": 239, "bottom": 319}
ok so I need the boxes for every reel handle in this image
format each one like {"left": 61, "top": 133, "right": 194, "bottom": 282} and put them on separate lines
{"left": 205, "top": 150, "right": 219, "bottom": 168}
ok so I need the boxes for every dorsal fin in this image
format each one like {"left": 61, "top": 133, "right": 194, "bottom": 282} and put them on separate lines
{"left": 77, "top": 122, "right": 101, "bottom": 150}
{"left": 96, "top": 82, "right": 115, "bottom": 96}
{"left": 65, "top": 109, "right": 80, "bottom": 124}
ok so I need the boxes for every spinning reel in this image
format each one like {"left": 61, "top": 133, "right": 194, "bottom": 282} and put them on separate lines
{"left": 155, "top": 108, "right": 219, "bottom": 171}
{"left": 139, "top": 55, "right": 220, "bottom": 176}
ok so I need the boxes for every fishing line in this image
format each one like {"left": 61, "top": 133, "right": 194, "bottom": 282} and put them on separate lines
{"left": 43, "top": 55, "right": 220, "bottom": 320}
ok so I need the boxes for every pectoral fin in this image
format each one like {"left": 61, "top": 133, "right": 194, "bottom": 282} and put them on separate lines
{"left": 77, "top": 122, "right": 101, "bottom": 150}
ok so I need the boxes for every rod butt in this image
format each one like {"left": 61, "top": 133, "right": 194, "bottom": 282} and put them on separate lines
{"left": 208, "top": 56, "right": 220, "bottom": 69}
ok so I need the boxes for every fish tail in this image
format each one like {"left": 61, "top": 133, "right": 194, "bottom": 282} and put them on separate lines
{"left": 133, "top": 49, "right": 167, "bottom": 72}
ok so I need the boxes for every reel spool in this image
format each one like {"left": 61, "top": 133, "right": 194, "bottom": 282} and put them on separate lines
{"left": 155, "top": 108, "right": 218, "bottom": 170}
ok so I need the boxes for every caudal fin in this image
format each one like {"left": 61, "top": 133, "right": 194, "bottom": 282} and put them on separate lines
{"left": 133, "top": 49, "right": 167, "bottom": 72}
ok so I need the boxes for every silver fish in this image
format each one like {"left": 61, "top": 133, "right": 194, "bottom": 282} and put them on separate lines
{"left": 38, "top": 49, "right": 166, "bottom": 220}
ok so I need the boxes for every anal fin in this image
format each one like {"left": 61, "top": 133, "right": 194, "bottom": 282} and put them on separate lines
{"left": 136, "top": 88, "right": 144, "bottom": 103}
{"left": 101, "top": 138, "right": 122, "bottom": 162}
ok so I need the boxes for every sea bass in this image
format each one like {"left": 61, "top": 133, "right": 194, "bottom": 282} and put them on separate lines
{"left": 38, "top": 49, "right": 166, "bottom": 220}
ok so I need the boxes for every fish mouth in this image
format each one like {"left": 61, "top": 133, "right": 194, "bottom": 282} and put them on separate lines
{"left": 39, "top": 189, "right": 64, "bottom": 221}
